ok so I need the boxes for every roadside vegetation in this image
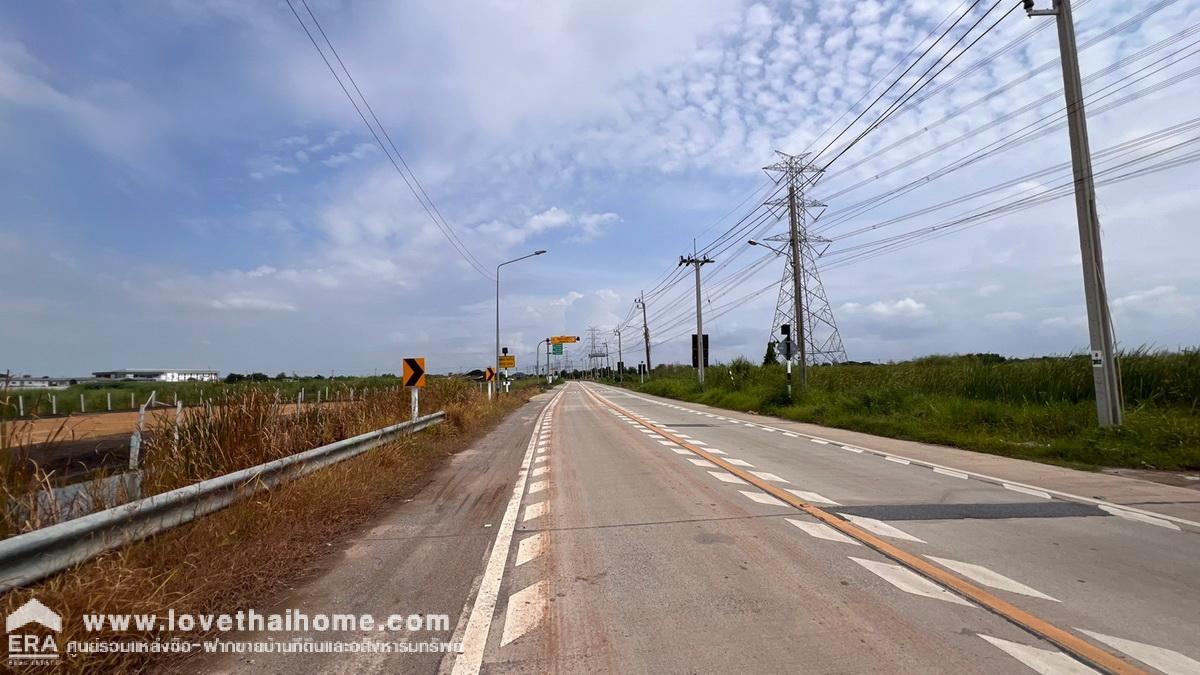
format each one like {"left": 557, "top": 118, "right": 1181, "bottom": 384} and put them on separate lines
{"left": 616, "top": 349, "right": 1200, "bottom": 471}
{"left": 0, "top": 378, "right": 549, "bottom": 672}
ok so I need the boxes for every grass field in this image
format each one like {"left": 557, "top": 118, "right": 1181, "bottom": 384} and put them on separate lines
{"left": 617, "top": 350, "right": 1200, "bottom": 471}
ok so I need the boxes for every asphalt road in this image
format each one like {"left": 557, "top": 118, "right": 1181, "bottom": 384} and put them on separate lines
{"left": 202, "top": 382, "right": 1200, "bottom": 674}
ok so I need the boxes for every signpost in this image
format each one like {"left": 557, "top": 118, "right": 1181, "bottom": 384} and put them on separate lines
{"left": 483, "top": 367, "right": 497, "bottom": 400}
{"left": 551, "top": 335, "right": 580, "bottom": 345}
{"left": 403, "top": 357, "right": 426, "bottom": 420}
{"left": 499, "top": 355, "right": 516, "bottom": 369}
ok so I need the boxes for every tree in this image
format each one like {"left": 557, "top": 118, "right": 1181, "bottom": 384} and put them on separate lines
{"left": 274, "top": 372, "right": 288, "bottom": 380}
{"left": 763, "top": 341, "right": 778, "bottom": 366}
{"left": 224, "top": 373, "right": 245, "bottom": 384}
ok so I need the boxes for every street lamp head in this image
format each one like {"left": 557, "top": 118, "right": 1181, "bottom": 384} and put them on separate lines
{"left": 748, "top": 240, "right": 760, "bottom": 246}
{"left": 534, "top": 249, "right": 547, "bottom": 255}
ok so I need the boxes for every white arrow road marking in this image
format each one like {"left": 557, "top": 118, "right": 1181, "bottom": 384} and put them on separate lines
{"left": 707, "top": 471, "right": 747, "bottom": 485}
{"left": 979, "top": 635, "right": 1099, "bottom": 674}
{"left": 724, "top": 458, "right": 754, "bottom": 467}
{"left": 786, "top": 489, "right": 840, "bottom": 506}
{"left": 786, "top": 518, "right": 861, "bottom": 545}
{"left": 515, "top": 533, "right": 547, "bottom": 567}
{"left": 851, "top": 557, "right": 973, "bottom": 607}
{"left": 500, "top": 581, "right": 548, "bottom": 647}
{"left": 749, "top": 471, "right": 789, "bottom": 483}
{"left": 523, "top": 501, "right": 548, "bottom": 522}
{"left": 838, "top": 514, "right": 926, "bottom": 543}
{"left": 1076, "top": 629, "right": 1200, "bottom": 674}
{"left": 933, "top": 467, "right": 969, "bottom": 479}
{"left": 1005, "top": 483, "right": 1052, "bottom": 500}
{"left": 925, "top": 557, "right": 1059, "bottom": 601}
{"left": 528, "top": 480, "right": 547, "bottom": 495}
{"left": 687, "top": 458, "right": 717, "bottom": 468}
{"left": 1098, "top": 504, "right": 1181, "bottom": 530}
{"left": 739, "top": 490, "right": 787, "bottom": 506}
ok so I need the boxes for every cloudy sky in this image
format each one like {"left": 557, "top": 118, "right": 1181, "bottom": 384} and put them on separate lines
{"left": 2, "top": 0, "right": 1197, "bottom": 376}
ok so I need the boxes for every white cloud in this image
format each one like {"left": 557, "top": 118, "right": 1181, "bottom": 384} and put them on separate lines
{"left": 210, "top": 293, "right": 297, "bottom": 312}
{"left": 841, "top": 298, "right": 930, "bottom": 318}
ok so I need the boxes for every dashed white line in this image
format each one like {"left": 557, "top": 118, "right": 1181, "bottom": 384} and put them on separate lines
{"left": 1004, "top": 483, "right": 1052, "bottom": 500}
{"left": 1076, "top": 629, "right": 1200, "bottom": 675}
{"left": 786, "top": 489, "right": 840, "bottom": 506}
{"left": 739, "top": 490, "right": 787, "bottom": 506}
{"left": 499, "top": 580, "right": 548, "bottom": 647}
{"left": 669, "top": 447, "right": 693, "bottom": 456}
{"left": 926, "top": 556, "right": 1059, "bottom": 602}
{"left": 786, "top": 518, "right": 860, "bottom": 545}
{"left": 782, "top": 432, "right": 799, "bottom": 438}
{"left": 705, "top": 448, "right": 728, "bottom": 455}
{"left": 810, "top": 438, "right": 829, "bottom": 445}
{"left": 523, "top": 501, "right": 549, "bottom": 522}
{"left": 838, "top": 514, "right": 926, "bottom": 543}
{"left": 933, "top": 467, "right": 969, "bottom": 480}
{"left": 724, "top": 458, "right": 754, "bottom": 467}
{"left": 687, "top": 458, "right": 717, "bottom": 468}
{"left": 979, "top": 635, "right": 1099, "bottom": 674}
{"left": 707, "top": 471, "right": 746, "bottom": 485}
{"left": 884, "top": 456, "right": 911, "bottom": 466}
{"left": 851, "top": 557, "right": 973, "bottom": 607}
{"left": 1098, "top": 504, "right": 1181, "bottom": 530}
{"left": 528, "top": 480, "right": 547, "bottom": 495}
{"left": 514, "top": 532, "right": 547, "bottom": 567}
{"left": 531, "top": 466, "right": 548, "bottom": 477}
{"left": 749, "top": 471, "right": 789, "bottom": 484}
{"left": 657, "top": 440, "right": 679, "bottom": 447}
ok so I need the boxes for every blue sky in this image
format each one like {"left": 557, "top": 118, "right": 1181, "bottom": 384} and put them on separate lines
{"left": 2, "top": 0, "right": 1198, "bottom": 376}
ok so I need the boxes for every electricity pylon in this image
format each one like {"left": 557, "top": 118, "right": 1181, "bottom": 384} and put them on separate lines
{"left": 763, "top": 151, "right": 846, "bottom": 377}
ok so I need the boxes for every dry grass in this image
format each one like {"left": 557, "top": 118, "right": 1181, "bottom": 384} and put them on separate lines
{"left": 1, "top": 380, "right": 542, "bottom": 673}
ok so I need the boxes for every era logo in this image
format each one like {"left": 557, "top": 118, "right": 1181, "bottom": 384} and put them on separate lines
{"left": 6, "top": 598, "right": 61, "bottom": 665}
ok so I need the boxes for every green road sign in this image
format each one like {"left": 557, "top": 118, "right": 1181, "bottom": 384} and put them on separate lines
{"left": 552, "top": 343, "right": 563, "bottom": 355}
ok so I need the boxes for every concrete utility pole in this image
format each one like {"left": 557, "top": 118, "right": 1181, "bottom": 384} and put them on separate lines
{"left": 1026, "top": 0, "right": 1123, "bottom": 426}
{"left": 680, "top": 254, "right": 714, "bottom": 387}
{"left": 786, "top": 184, "right": 808, "bottom": 388}
{"left": 637, "top": 291, "right": 652, "bottom": 375}
{"left": 614, "top": 327, "right": 623, "bottom": 383}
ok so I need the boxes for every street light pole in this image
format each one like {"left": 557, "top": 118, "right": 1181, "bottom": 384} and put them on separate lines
{"left": 496, "top": 250, "right": 547, "bottom": 399}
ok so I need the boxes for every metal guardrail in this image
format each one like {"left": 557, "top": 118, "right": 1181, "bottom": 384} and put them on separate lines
{"left": 0, "top": 411, "right": 445, "bottom": 593}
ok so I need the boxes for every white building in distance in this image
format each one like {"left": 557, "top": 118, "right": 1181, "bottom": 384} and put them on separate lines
{"left": 92, "top": 368, "right": 219, "bottom": 382}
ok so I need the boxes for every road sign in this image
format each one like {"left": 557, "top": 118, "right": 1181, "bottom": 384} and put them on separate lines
{"left": 483, "top": 367, "right": 496, "bottom": 382}
{"left": 551, "top": 335, "right": 580, "bottom": 345}
{"left": 499, "top": 355, "right": 516, "bottom": 369}
{"left": 691, "top": 334, "right": 710, "bottom": 369}
{"left": 552, "top": 343, "right": 563, "bottom": 355}
{"left": 402, "top": 358, "right": 426, "bottom": 388}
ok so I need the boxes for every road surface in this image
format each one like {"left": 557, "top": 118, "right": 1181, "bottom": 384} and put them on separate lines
{"left": 203, "top": 382, "right": 1200, "bottom": 674}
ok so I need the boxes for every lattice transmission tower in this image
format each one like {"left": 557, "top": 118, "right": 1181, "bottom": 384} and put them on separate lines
{"left": 762, "top": 151, "right": 847, "bottom": 366}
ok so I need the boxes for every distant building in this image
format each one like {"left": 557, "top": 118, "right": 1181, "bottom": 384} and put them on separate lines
{"left": 1, "top": 375, "right": 87, "bottom": 389}
{"left": 92, "top": 368, "right": 219, "bottom": 382}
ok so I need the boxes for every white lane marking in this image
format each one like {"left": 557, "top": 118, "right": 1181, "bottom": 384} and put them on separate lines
{"left": 613, "top": 389, "right": 1200, "bottom": 530}
{"left": 851, "top": 557, "right": 973, "bottom": 607}
{"left": 933, "top": 467, "right": 969, "bottom": 479}
{"left": 838, "top": 514, "right": 926, "bottom": 543}
{"left": 688, "top": 458, "right": 717, "bottom": 468}
{"left": 523, "top": 501, "right": 549, "bottom": 522}
{"left": 705, "top": 448, "right": 728, "bottom": 455}
{"left": 663, "top": 428, "right": 681, "bottom": 433}
{"left": 500, "top": 580, "right": 548, "bottom": 647}
{"left": 707, "top": 471, "right": 746, "bottom": 485}
{"left": 782, "top": 432, "right": 799, "bottom": 438}
{"left": 884, "top": 456, "right": 911, "bottom": 465}
{"left": 979, "top": 635, "right": 1099, "bottom": 674}
{"left": 528, "top": 480, "right": 548, "bottom": 495}
{"left": 690, "top": 440, "right": 709, "bottom": 446}
{"left": 531, "top": 466, "right": 549, "bottom": 477}
{"left": 534, "top": 456, "right": 547, "bottom": 465}
{"left": 762, "top": 427, "right": 776, "bottom": 433}
{"left": 842, "top": 445, "right": 864, "bottom": 453}
{"left": 1077, "top": 629, "right": 1200, "bottom": 675}
{"left": 724, "top": 458, "right": 754, "bottom": 467}
{"left": 787, "top": 518, "right": 860, "bottom": 545}
{"left": 926, "top": 556, "right": 1059, "bottom": 602}
{"left": 1004, "top": 483, "right": 1052, "bottom": 500}
{"left": 809, "top": 438, "right": 829, "bottom": 445}
{"left": 670, "top": 447, "right": 693, "bottom": 456}
{"left": 750, "top": 471, "right": 790, "bottom": 483}
{"left": 739, "top": 490, "right": 787, "bottom": 506}
{"left": 515, "top": 532, "right": 547, "bottom": 567}
{"left": 451, "top": 393, "right": 559, "bottom": 675}
{"left": 675, "top": 434, "right": 693, "bottom": 439}
{"left": 787, "top": 489, "right": 840, "bottom": 506}
{"left": 744, "top": 423, "right": 757, "bottom": 427}
{"left": 638, "top": 429, "right": 656, "bottom": 434}
{"left": 657, "top": 440, "right": 679, "bottom": 447}
{"left": 1098, "top": 504, "right": 1181, "bottom": 530}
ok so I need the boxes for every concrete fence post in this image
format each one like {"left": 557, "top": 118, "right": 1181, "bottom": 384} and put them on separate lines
{"left": 130, "top": 393, "right": 135, "bottom": 409}
{"left": 52, "top": 395, "right": 57, "bottom": 415}
{"left": 316, "top": 389, "right": 321, "bottom": 405}
{"left": 80, "top": 394, "right": 86, "bottom": 413}
{"left": 107, "top": 392, "right": 112, "bottom": 411}
{"left": 18, "top": 396, "right": 24, "bottom": 417}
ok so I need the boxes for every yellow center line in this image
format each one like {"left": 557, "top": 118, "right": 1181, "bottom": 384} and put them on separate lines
{"left": 583, "top": 385, "right": 1145, "bottom": 675}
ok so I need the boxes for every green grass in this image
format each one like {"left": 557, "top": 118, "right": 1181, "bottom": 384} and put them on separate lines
{"left": 614, "top": 350, "right": 1200, "bottom": 471}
